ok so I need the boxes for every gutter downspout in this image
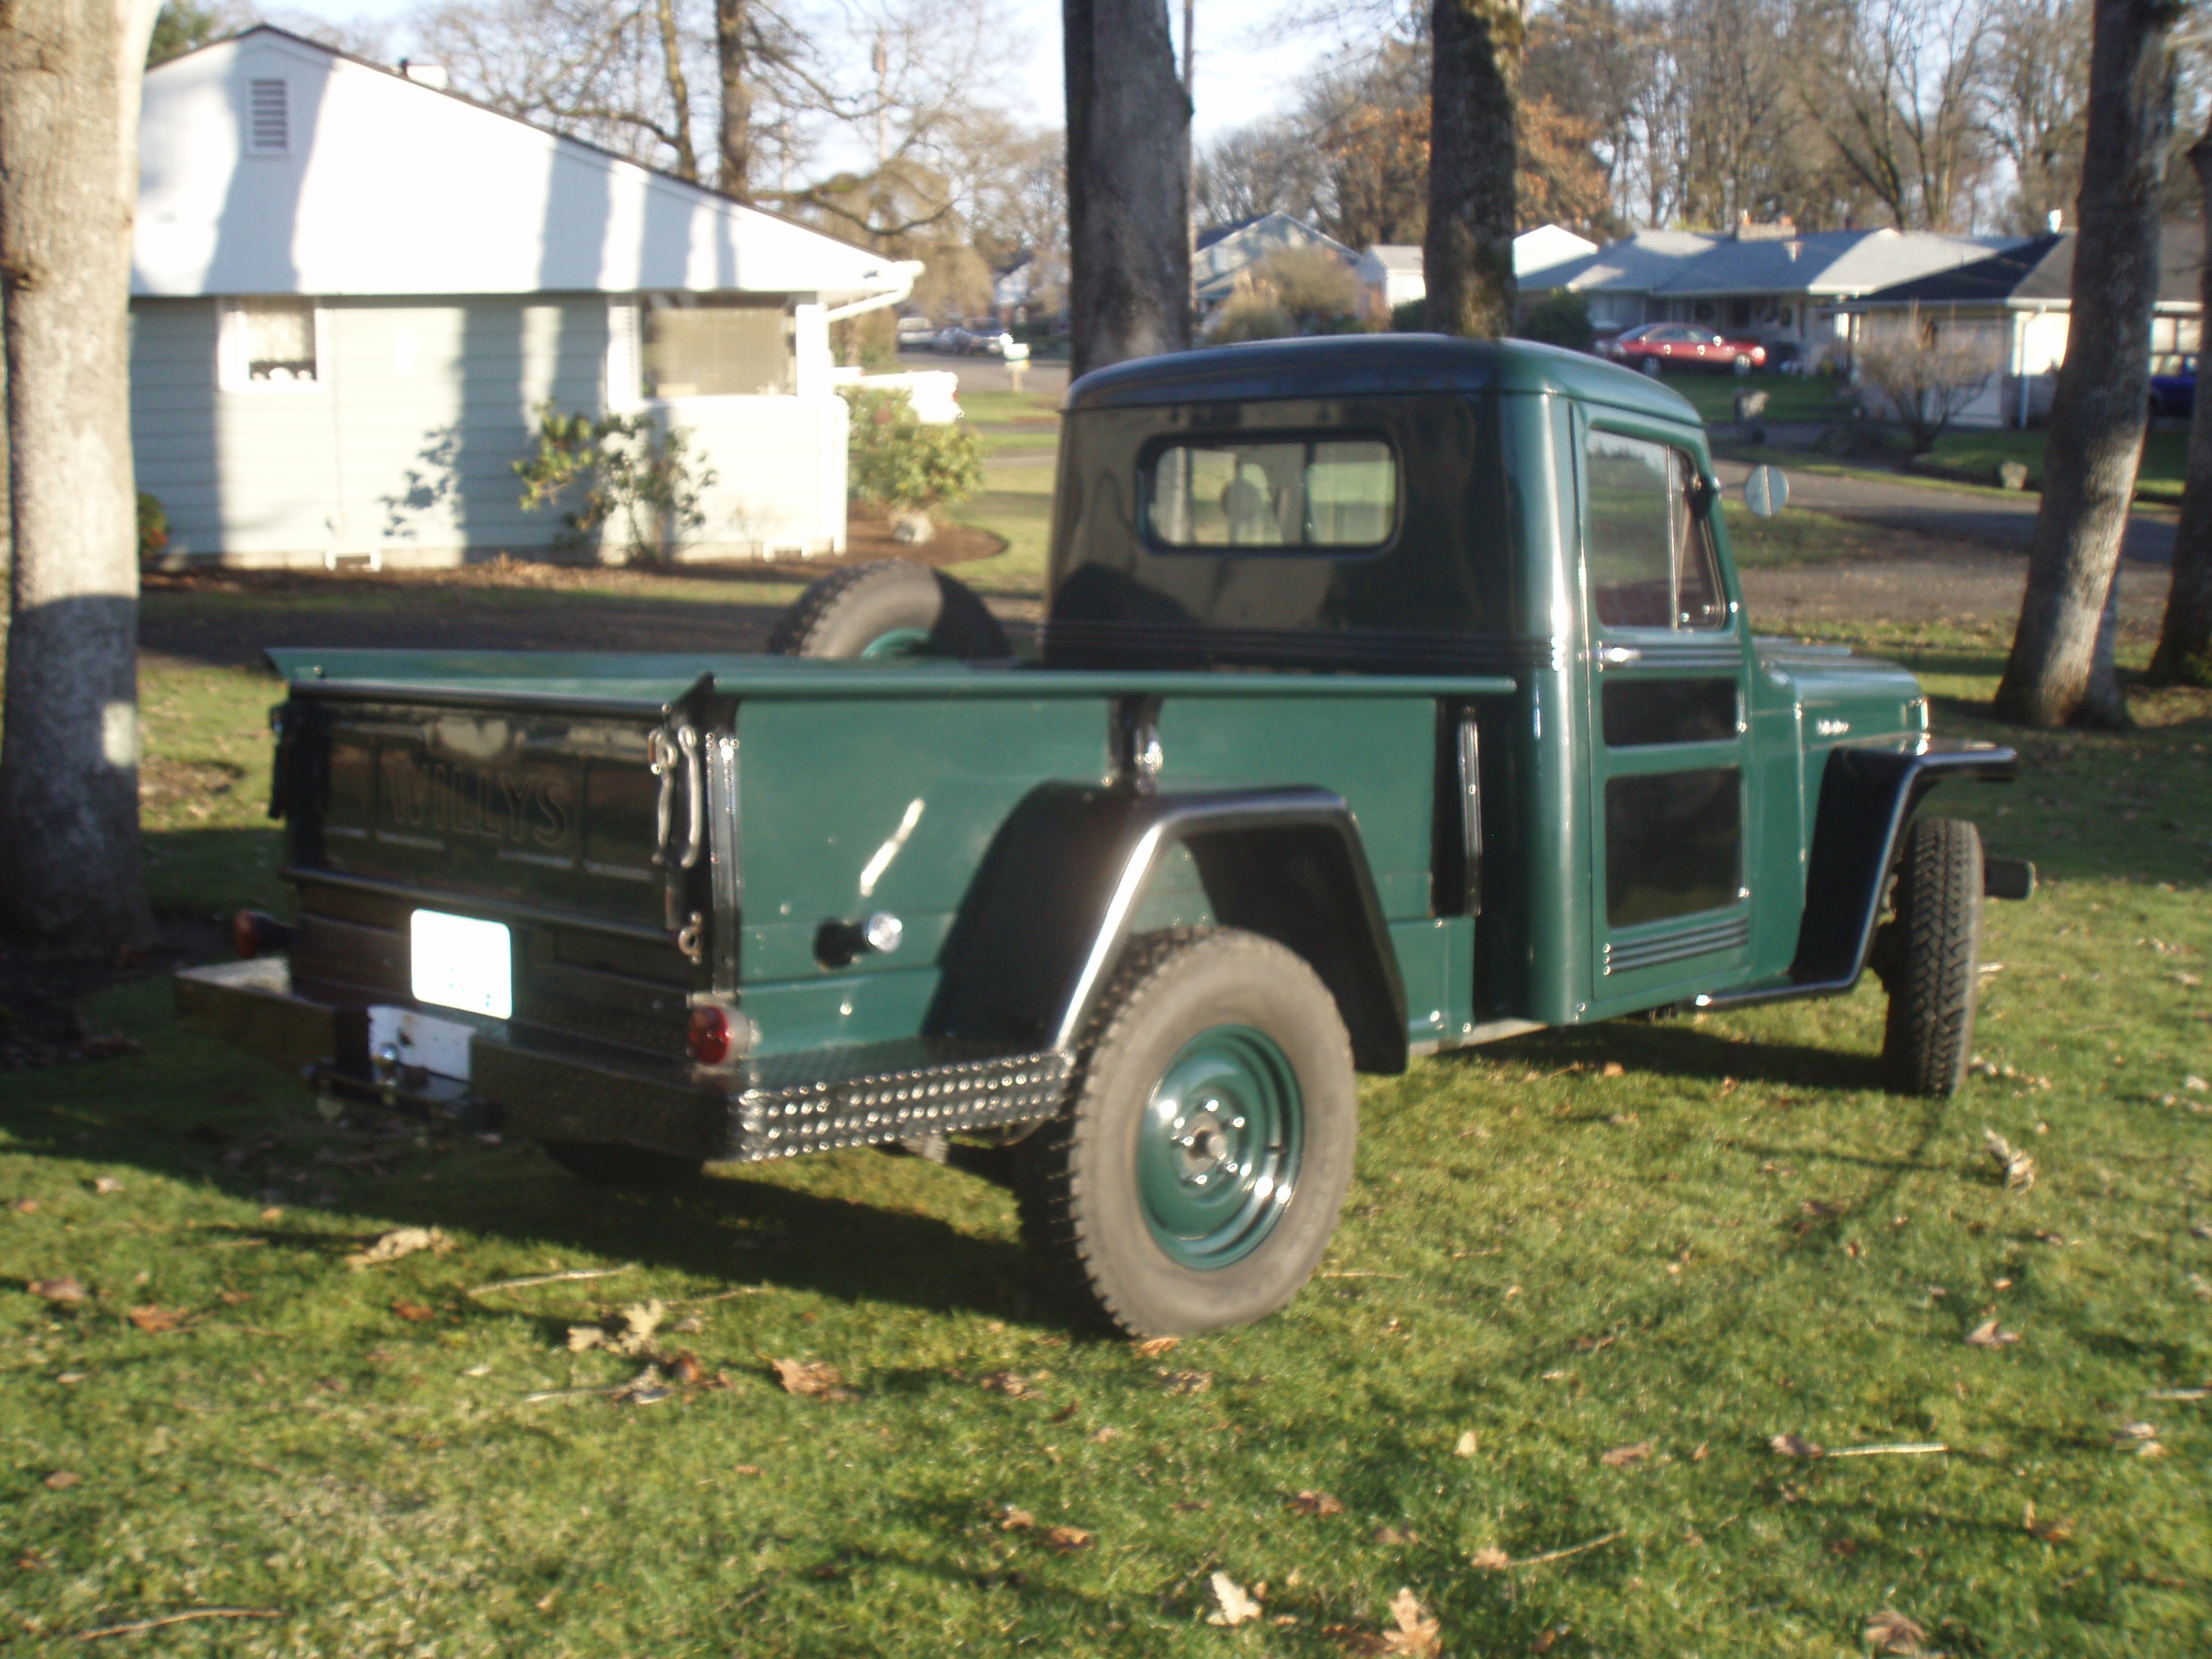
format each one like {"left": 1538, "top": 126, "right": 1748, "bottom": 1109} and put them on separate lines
{"left": 822, "top": 260, "right": 926, "bottom": 323}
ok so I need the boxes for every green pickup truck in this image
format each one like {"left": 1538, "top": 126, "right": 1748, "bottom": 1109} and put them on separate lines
{"left": 179, "top": 336, "right": 2029, "bottom": 1336}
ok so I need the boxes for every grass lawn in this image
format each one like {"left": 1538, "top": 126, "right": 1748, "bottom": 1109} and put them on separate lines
{"left": 4, "top": 521, "right": 2211, "bottom": 1654}
{"left": 1662, "top": 371, "right": 1858, "bottom": 426}
{"left": 1918, "top": 430, "right": 2191, "bottom": 504}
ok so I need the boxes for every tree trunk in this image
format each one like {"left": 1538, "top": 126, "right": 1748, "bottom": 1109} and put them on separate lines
{"left": 1992, "top": 0, "right": 2178, "bottom": 729}
{"left": 1064, "top": 0, "right": 1192, "bottom": 379}
{"left": 715, "top": 0, "right": 751, "bottom": 200}
{"left": 652, "top": 0, "right": 698, "bottom": 182}
{"left": 2148, "top": 131, "right": 2212, "bottom": 686}
{"left": 0, "top": 0, "right": 160, "bottom": 953}
{"left": 1425, "top": 0, "right": 1526, "bottom": 338}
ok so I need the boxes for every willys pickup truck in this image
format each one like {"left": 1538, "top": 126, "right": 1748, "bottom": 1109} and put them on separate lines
{"left": 179, "top": 336, "right": 2032, "bottom": 1336}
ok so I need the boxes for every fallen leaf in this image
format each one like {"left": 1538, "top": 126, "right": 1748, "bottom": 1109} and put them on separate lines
{"left": 55, "top": 1371, "right": 84, "bottom": 1385}
{"left": 770, "top": 1358, "right": 851, "bottom": 1400}
{"left": 1984, "top": 1128, "right": 2036, "bottom": 1190}
{"left": 1470, "top": 1545, "right": 1511, "bottom": 1570}
{"left": 1600, "top": 1061, "right": 1625, "bottom": 1078}
{"left": 1601, "top": 1440, "right": 1655, "bottom": 1468}
{"left": 733, "top": 1464, "right": 763, "bottom": 1476}
{"left": 1048, "top": 1400, "right": 1079, "bottom": 1423}
{"left": 1532, "top": 1627, "right": 1570, "bottom": 1655}
{"left": 1371, "top": 1524, "right": 1419, "bottom": 1546}
{"left": 669, "top": 1352, "right": 704, "bottom": 1385}
{"left": 390, "top": 1300, "right": 437, "bottom": 1323}
{"left": 1691, "top": 1442, "right": 1709, "bottom": 1461}
{"left": 42, "top": 1471, "right": 79, "bottom": 1491}
{"left": 28, "top": 1276, "right": 86, "bottom": 1305}
{"left": 979, "top": 1370, "right": 1033, "bottom": 1398}
{"left": 1288, "top": 1489, "right": 1344, "bottom": 1516}
{"left": 2023, "top": 1503, "right": 2074, "bottom": 1544}
{"left": 998, "top": 1506, "right": 1035, "bottom": 1530}
{"left": 218, "top": 1290, "right": 252, "bottom": 1306}
{"left": 670, "top": 1313, "right": 705, "bottom": 1334}
{"left": 1799, "top": 1199, "right": 1846, "bottom": 1220}
{"left": 606, "top": 1301, "right": 666, "bottom": 1357}
{"left": 127, "top": 1305, "right": 184, "bottom": 1334}
{"left": 1863, "top": 1608, "right": 1929, "bottom": 1655}
{"left": 1206, "top": 1571, "right": 1263, "bottom": 1627}
{"left": 260, "top": 1206, "right": 284, "bottom": 1221}
{"left": 566, "top": 1325, "right": 606, "bottom": 1353}
{"left": 9, "top": 1198, "right": 38, "bottom": 1214}
{"left": 1453, "top": 1430, "right": 1478, "bottom": 1458}
{"left": 1133, "top": 1335, "right": 1179, "bottom": 1357}
{"left": 1090, "top": 1426, "right": 1119, "bottom": 1444}
{"left": 344, "top": 1226, "right": 451, "bottom": 1269}
{"left": 1964, "top": 1319, "right": 2020, "bottom": 1349}
{"left": 2111, "top": 1421, "right": 2159, "bottom": 1445}
{"left": 1383, "top": 1586, "right": 1441, "bottom": 1656}
{"left": 1040, "top": 1524, "right": 1092, "bottom": 1552}
{"left": 91, "top": 1177, "right": 124, "bottom": 1195}
{"left": 1770, "top": 1434, "right": 1824, "bottom": 1458}
{"left": 1157, "top": 1369, "right": 1212, "bottom": 1395}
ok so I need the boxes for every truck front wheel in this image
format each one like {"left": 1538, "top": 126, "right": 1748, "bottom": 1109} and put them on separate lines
{"left": 766, "top": 559, "right": 1009, "bottom": 660}
{"left": 1877, "top": 816, "right": 1984, "bottom": 1097}
{"left": 1015, "top": 928, "right": 1357, "bottom": 1337}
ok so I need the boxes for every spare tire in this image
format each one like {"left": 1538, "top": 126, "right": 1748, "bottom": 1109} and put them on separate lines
{"left": 767, "top": 559, "right": 1009, "bottom": 660}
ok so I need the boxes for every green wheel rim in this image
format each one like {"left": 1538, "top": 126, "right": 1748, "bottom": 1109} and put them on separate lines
{"left": 858, "top": 626, "right": 934, "bottom": 660}
{"left": 1137, "top": 1024, "right": 1303, "bottom": 1269}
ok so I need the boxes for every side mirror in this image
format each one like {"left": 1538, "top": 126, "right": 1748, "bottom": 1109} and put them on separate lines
{"left": 1743, "top": 463, "right": 1789, "bottom": 518}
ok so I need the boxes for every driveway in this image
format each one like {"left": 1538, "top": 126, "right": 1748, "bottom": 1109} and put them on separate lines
{"left": 1712, "top": 457, "right": 2177, "bottom": 566}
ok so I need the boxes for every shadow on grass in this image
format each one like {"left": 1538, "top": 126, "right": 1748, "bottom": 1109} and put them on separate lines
{"left": 1470, "top": 1021, "right": 1887, "bottom": 1093}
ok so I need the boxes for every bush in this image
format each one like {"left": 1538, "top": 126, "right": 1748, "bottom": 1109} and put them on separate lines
{"left": 1390, "top": 297, "right": 1429, "bottom": 333}
{"left": 136, "top": 492, "right": 170, "bottom": 563}
{"left": 513, "top": 403, "right": 713, "bottom": 564}
{"left": 842, "top": 387, "right": 985, "bottom": 524}
{"left": 1210, "top": 296, "right": 1298, "bottom": 344}
{"left": 1518, "top": 290, "right": 1594, "bottom": 353}
{"left": 1210, "top": 246, "right": 1367, "bottom": 343}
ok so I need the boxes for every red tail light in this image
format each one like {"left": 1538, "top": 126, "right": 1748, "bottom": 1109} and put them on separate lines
{"left": 688, "top": 1005, "right": 732, "bottom": 1066}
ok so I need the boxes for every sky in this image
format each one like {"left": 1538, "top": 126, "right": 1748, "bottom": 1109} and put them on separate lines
{"left": 264, "top": 0, "right": 1334, "bottom": 148}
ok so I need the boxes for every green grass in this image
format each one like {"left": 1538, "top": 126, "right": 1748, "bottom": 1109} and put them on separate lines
{"left": 1663, "top": 371, "right": 1858, "bottom": 426}
{"left": 1918, "top": 429, "right": 2190, "bottom": 504}
{"left": 1719, "top": 502, "right": 1930, "bottom": 568}
{"left": 5, "top": 544, "right": 2211, "bottom": 1653}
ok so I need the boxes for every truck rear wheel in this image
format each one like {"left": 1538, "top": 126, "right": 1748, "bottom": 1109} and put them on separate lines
{"left": 539, "top": 1140, "right": 704, "bottom": 1188}
{"left": 1015, "top": 927, "right": 1357, "bottom": 1337}
{"left": 1879, "top": 816, "right": 1984, "bottom": 1098}
{"left": 767, "top": 559, "right": 1008, "bottom": 660}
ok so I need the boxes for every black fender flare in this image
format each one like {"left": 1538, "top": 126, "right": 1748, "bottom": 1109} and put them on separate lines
{"left": 1699, "top": 737, "right": 2017, "bottom": 1010}
{"left": 927, "top": 783, "right": 1409, "bottom": 1073}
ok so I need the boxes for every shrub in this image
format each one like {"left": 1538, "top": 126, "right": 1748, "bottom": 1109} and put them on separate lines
{"left": 1853, "top": 310, "right": 1999, "bottom": 454}
{"left": 1210, "top": 296, "right": 1298, "bottom": 343}
{"left": 1518, "top": 290, "right": 1594, "bottom": 353}
{"left": 136, "top": 492, "right": 170, "bottom": 563}
{"left": 513, "top": 403, "right": 713, "bottom": 564}
{"left": 841, "top": 387, "right": 985, "bottom": 526}
{"left": 1390, "top": 297, "right": 1429, "bottom": 333}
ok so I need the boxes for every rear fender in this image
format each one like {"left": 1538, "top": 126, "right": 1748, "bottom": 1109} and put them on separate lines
{"left": 927, "top": 783, "right": 1409, "bottom": 1073}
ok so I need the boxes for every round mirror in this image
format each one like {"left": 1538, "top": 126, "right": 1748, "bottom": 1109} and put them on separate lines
{"left": 1743, "top": 462, "right": 1789, "bottom": 518}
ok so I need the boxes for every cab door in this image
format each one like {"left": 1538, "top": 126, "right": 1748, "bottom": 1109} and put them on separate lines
{"left": 1578, "top": 425, "right": 1755, "bottom": 1012}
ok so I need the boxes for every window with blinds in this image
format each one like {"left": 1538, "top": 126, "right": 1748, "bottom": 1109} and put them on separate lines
{"left": 641, "top": 297, "right": 793, "bottom": 397}
{"left": 246, "top": 79, "right": 289, "bottom": 154}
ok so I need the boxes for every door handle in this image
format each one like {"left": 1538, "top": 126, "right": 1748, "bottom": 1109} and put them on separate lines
{"left": 1596, "top": 645, "right": 1643, "bottom": 666}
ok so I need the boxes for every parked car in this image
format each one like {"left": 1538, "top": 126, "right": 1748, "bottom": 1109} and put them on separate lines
{"left": 1601, "top": 322, "right": 1768, "bottom": 376}
{"left": 180, "top": 336, "right": 2030, "bottom": 1338}
{"left": 895, "top": 315, "right": 938, "bottom": 348}
{"left": 2149, "top": 354, "right": 2195, "bottom": 418}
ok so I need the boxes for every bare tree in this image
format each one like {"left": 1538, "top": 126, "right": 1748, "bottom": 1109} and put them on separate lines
{"left": 1195, "top": 117, "right": 1333, "bottom": 231}
{"left": 1980, "top": 0, "right": 2093, "bottom": 230}
{"left": 0, "top": 0, "right": 163, "bottom": 951}
{"left": 1853, "top": 307, "right": 2000, "bottom": 449}
{"left": 1064, "top": 0, "right": 1191, "bottom": 375}
{"left": 1995, "top": 0, "right": 2182, "bottom": 729}
{"left": 2149, "top": 126, "right": 2212, "bottom": 687}
{"left": 1425, "top": 0, "right": 1524, "bottom": 338}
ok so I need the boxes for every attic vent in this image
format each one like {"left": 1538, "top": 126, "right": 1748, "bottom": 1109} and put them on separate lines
{"left": 247, "top": 78, "right": 289, "bottom": 153}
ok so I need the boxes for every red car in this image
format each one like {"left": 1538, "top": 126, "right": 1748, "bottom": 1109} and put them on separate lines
{"left": 1600, "top": 323, "right": 1767, "bottom": 376}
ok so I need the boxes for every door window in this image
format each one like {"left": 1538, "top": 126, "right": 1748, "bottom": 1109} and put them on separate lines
{"left": 1584, "top": 431, "right": 1726, "bottom": 629}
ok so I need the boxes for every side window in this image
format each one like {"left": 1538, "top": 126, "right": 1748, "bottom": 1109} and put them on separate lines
{"left": 1585, "top": 431, "right": 1727, "bottom": 630}
{"left": 219, "top": 299, "right": 320, "bottom": 390}
{"left": 1147, "top": 438, "right": 1397, "bottom": 549}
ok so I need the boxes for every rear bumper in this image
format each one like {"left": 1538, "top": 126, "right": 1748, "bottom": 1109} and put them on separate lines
{"left": 174, "top": 957, "right": 1072, "bottom": 1163}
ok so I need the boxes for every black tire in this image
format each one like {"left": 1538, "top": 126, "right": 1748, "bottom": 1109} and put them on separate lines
{"left": 539, "top": 1140, "right": 704, "bottom": 1188}
{"left": 765, "top": 559, "right": 1009, "bottom": 660}
{"left": 1879, "top": 816, "right": 1984, "bottom": 1098}
{"left": 1014, "top": 927, "right": 1357, "bottom": 1337}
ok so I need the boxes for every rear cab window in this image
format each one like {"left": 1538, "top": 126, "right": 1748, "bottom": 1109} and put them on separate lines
{"left": 1146, "top": 437, "right": 1398, "bottom": 550}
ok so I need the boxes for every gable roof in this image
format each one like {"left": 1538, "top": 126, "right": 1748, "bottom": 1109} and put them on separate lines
{"left": 1524, "top": 225, "right": 2018, "bottom": 301}
{"left": 135, "top": 27, "right": 912, "bottom": 302}
{"left": 1848, "top": 226, "right": 2206, "bottom": 308}
{"left": 1361, "top": 243, "right": 1425, "bottom": 274}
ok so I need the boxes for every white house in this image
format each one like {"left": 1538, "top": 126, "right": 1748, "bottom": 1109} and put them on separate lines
{"left": 133, "top": 27, "right": 920, "bottom": 567}
{"left": 1192, "top": 213, "right": 1357, "bottom": 314}
{"left": 1353, "top": 227, "right": 1599, "bottom": 323}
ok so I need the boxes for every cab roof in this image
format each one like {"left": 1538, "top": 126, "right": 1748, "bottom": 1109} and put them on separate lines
{"left": 1063, "top": 333, "right": 1701, "bottom": 424}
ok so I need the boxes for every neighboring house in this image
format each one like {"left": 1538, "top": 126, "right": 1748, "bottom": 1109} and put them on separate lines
{"left": 1193, "top": 212, "right": 1357, "bottom": 312}
{"left": 1354, "top": 226, "right": 1600, "bottom": 323}
{"left": 133, "top": 27, "right": 919, "bottom": 568}
{"left": 1524, "top": 222, "right": 2013, "bottom": 362}
{"left": 1838, "top": 228, "right": 2205, "bottom": 428}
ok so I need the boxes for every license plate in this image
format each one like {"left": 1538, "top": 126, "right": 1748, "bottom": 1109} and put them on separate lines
{"left": 410, "top": 909, "right": 512, "bottom": 1020}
